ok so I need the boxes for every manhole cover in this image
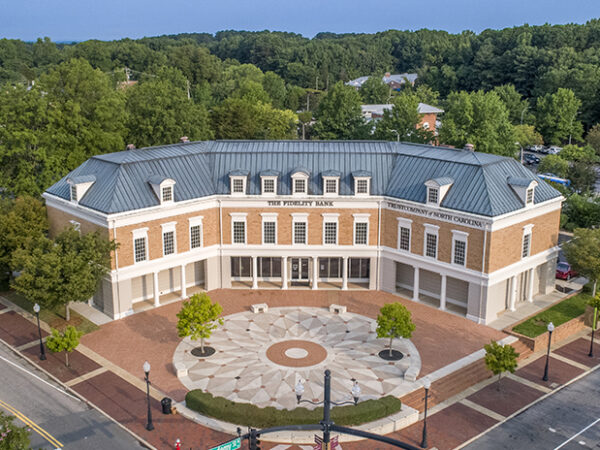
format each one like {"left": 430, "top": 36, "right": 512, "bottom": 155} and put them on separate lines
{"left": 378, "top": 349, "right": 404, "bottom": 361}
{"left": 191, "top": 346, "right": 216, "bottom": 358}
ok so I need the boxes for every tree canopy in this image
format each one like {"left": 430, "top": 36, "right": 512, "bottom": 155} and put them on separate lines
{"left": 313, "top": 81, "right": 368, "bottom": 140}
{"left": 562, "top": 228, "right": 600, "bottom": 296}
{"left": 176, "top": 292, "right": 224, "bottom": 353}
{"left": 376, "top": 302, "right": 415, "bottom": 357}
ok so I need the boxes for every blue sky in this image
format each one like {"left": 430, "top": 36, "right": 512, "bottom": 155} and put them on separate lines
{"left": 2, "top": 0, "right": 600, "bottom": 41}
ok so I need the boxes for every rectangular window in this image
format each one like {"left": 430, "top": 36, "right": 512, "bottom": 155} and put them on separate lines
{"left": 453, "top": 240, "right": 466, "bottom": 266}
{"left": 294, "top": 222, "right": 307, "bottom": 244}
{"left": 324, "top": 222, "right": 337, "bottom": 244}
{"left": 522, "top": 234, "right": 531, "bottom": 258}
{"left": 526, "top": 188, "right": 534, "bottom": 205}
{"left": 263, "top": 178, "right": 275, "bottom": 194}
{"left": 356, "top": 179, "right": 369, "bottom": 194}
{"left": 425, "top": 233, "right": 437, "bottom": 258}
{"left": 190, "top": 225, "right": 202, "bottom": 249}
{"left": 134, "top": 237, "right": 147, "bottom": 262}
{"left": 294, "top": 178, "right": 306, "bottom": 194}
{"left": 319, "top": 257, "right": 342, "bottom": 278}
{"left": 232, "top": 178, "right": 245, "bottom": 193}
{"left": 399, "top": 227, "right": 410, "bottom": 251}
{"left": 349, "top": 258, "right": 370, "bottom": 278}
{"left": 231, "top": 257, "right": 251, "bottom": 277}
{"left": 259, "top": 257, "right": 282, "bottom": 278}
{"left": 70, "top": 185, "right": 77, "bottom": 201}
{"left": 233, "top": 221, "right": 246, "bottom": 244}
{"left": 263, "top": 221, "right": 276, "bottom": 244}
{"left": 354, "top": 222, "right": 368, "bottom": 245}
{"left": 162, "top": 186, "right": 172, "bottom": 202}
{"left": 163, "top": 231, "right": 175, "bottom": 256}
{"left": 325, "top": 179, "right": 338, "bottom": 194}
{"left": 428, "top": 188, "right": 439, "bottom": 203}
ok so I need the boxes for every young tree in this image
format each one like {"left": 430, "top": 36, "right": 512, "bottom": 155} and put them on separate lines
{"left": 176, "top": 293, "right": 223, "bottom": 354}
{"left": 46, "top": 325, "right": 83, "bottom": 367}
{"left": 438, "top": 90, "right": 515, "bottom": 156}
{"left": 0, "top": 197, "right": 48, "bottom": 287}
{"left": 562, "top": 228, "right": 600, "bottom": 297}
{"left": 538, "top": 154, "right": 569, "bottom": 178}
{"left": 484, "top": 341, "right": 519, "bottom": 390}
{"left": 313, "top": 81, "right": 369, "bottom": 140}
{"left": 374, "top": 93, "right": 434, "bottom": 143}
{"left": 0, "top": 410, "right": 30, "bottom": 449}
{"left": 514, "top": 124, "right": 544, "bottom": 149}
{"left": 536, "top": 88, "right": 583, "bottom": 145}
{"left": 376, "top": 302, "right": 416, "bottom": 357}
{"left": 12, "top": 228, "right": 115, "bottom": 321}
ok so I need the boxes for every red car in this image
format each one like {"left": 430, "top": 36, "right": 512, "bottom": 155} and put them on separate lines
{"left": 556, "top": 262, "right": 577, "bottom": 280}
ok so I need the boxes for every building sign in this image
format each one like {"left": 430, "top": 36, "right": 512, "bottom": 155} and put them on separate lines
{"left": 267, "top": 200, "right": 335, "bottom": 207}
{"left": 385, "top": 201, "right": 488, "bottom": 229}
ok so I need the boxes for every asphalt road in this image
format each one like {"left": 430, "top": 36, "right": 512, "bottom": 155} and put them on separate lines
{"left": 465, "top": 368, "right": 600, "bottom": 450}
{"left": 0, "top": 341, "right": 145, "bottom": 449}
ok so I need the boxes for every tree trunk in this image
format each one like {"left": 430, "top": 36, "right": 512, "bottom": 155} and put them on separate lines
{"left": 200, "top": 337, "right": 204, "bottom": 354}
{"left": 65, "top": 352, "right": 69, "bottom": 368}
{"left": 65, "top": 302, "right": 70, "bottom": 322}
{"left": 389, "top": 336, "right": 393, "bottom": 357}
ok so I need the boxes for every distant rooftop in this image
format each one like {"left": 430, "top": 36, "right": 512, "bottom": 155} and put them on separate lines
{"left": 346, "top": 73, "right": 418, "bottom": 88}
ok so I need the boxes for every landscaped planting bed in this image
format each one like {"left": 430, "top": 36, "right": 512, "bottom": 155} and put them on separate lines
{"left": 185, "top": 390, "right": 403, "bottom": 428}
{"left": 512, "top": 293, "right": 589, "bottom": 338}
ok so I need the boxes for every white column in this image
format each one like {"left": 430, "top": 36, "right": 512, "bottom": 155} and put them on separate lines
{"left": 153, "top": 271, "right": 160, "bottom": 307}
{"left": 252, "top": 256, "right": 258, "bottom": 289}
{"left": 180, "top": 264, "right": 187, "bottom": 299}
{"left": 412, "top": 267, "right": 420, "bottom": 301}
{"left": 527, "top": 268, "right": 535, "bottom": 303}
{"left": 342, "top": 257, "right": 348, "bottom": 290}
{"left": 281, "top": 257, "right": 288, "bottom": 290}
{"left": 440, "top": 274, "right": 447, "bottom": 311}
{"left": 509, "top": 276, "right": 517, "bottom": 311}
{"left": 312, "top": 256, "right": 319, "bottom": 290}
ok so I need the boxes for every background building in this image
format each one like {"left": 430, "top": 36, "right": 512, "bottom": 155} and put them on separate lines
{"left": 44, "top": 140, "right": 562, "bottom": 324}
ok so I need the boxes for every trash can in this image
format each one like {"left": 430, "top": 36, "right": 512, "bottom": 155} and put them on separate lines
{"left": 161, "top": 397, "right": 172, "bottom": 415}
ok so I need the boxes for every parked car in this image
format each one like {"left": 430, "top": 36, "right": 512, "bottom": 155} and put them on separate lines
{"left": 547, "top": 146, "right": 562, "bottom": 155}
{"left": 528, "top": 145, "right": 544, "bottom": 153}
{"left": 523, "top": 154, "right": 540, "bottom": 165}
{"left": 556, "top": 262, "right": 577, "bottom": 280}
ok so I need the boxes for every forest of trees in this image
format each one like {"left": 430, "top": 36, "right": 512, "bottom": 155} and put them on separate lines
{"left": 2, "top": 21, "right": 600, "bottom": 198}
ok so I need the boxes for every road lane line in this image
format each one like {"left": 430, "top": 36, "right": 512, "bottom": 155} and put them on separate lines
{"left": 0, "top": 398, "right": 63, "bottom": 448}
{"left": 553, "top": 417, "right": 600, "bottom": 449}
{"left": 0, "top": 354, "right": 80, "bottom": 401}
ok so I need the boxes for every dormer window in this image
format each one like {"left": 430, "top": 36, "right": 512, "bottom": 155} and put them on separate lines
{"left": 67, "top": 175, "right": 96, "bottom": 204}
{"left": 322, "top": 170, "right": 341, "bottom": 196}
{"left": 508, "top": 177, "right": 538, "bottom": 208}
{"left": 291, "top": 168, "right": 309, "bottom": 196}
{"left": 263, "top": 178, "right": 275, "bottom": 194}
{"left": 425, "top": 177, "right": 453, "bottom": 206}
{"left": 325, "top": 179, "right": 338, "bottom": 194}
{"left": 229, "top": 169, "right": 249, "bottom": 196}
{"left": 260, "top": 170, "right": 279, "bottom": 196}
{"left": 353, "top": 171, "right": 372, "bottom": 196}
{"left": 147, "top": 175, "right": 175, "bottom": 205}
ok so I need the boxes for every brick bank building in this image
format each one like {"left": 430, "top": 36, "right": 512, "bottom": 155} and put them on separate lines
{"left": 44, "top": 141, "right": 562, "bottom": 324}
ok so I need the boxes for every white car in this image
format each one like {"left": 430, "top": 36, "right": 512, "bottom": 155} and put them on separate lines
{"left": 547, "top": 146, "right": 562, "bottom": 154}
{"left": 528, "top": 145, "right": 544, "bottom": 153}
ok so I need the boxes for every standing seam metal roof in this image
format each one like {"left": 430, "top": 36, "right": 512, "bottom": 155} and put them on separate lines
{"left": 45, "top": 140, "right": 562, "bottom": 217}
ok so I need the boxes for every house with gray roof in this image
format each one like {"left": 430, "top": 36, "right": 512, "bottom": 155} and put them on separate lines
{"left": 44, "top": 140, "right": 562, "bottom": 324}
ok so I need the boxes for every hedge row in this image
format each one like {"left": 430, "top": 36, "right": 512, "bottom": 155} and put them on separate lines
{"left": 185, "top": 390, "right": 403, "bottom": 428}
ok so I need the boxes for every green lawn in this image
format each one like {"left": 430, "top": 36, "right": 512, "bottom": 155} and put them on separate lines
{"left": 1, "top": 290, "right": 99, "bottom": 335}
{"left": 185, "top": 390, "right": 403, "bottom": 428}
{"left": 512, "top": 293, "right": 590, "bottom": 338}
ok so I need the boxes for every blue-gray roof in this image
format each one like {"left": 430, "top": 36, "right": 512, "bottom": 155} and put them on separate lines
{"left": 428, "top": 177, "right": 454, "bottom": 186}
{"left": 67, "top": 175, "right": 96, "bottom": 184}
{"left": 508, "top": 177, "right": 536, "bottom": 187}
{"left": 45, "top": 140, "right": 562, "bottom": 217}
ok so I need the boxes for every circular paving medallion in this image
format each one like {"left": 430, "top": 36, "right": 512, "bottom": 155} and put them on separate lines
{"left": 267, "top": 340, "right": 327, "bottom": 367}
{"left": 173, "top": 307, "right": 421, "bottom": 411}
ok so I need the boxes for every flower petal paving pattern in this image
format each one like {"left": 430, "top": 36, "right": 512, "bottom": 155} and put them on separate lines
{"left": 173, "top": 307, "right": 420, "bottom": 410}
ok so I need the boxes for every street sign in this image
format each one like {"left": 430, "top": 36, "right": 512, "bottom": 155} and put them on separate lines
{"left": 209, "top": 437, "right": 241, "bottom": 450}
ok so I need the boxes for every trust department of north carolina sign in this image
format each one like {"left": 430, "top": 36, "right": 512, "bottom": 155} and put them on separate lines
{"left": 385, "top": 200, "right": 487, "bottom": 229}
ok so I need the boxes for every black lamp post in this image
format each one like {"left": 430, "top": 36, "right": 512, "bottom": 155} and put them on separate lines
{"left": 295, "top": 370, "right": 361, "bottom": 448}
{"left": 143, "top": 361, "right": 154, "bottom": 431}
{"left": 542, "top": 322, "right": 555, "bottom": 382}
{"left": 590, "top": 307, "right": 598, "bottom": 358}
{"left": 420, "top": 379, "right": 431, "bottom": 448}
{"left": 33, "top": 303, "right": 46, "bottom": 361}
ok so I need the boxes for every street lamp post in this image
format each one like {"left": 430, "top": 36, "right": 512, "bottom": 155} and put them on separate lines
{"left": 143, "top": 361, "right": 154, "bottom": 431}
{"left": 520, "top": 106, "right": 528, "bottom": 125}
{"left": 33, "top": 303, "right": 46, "bottom": 361}
{"left": 589, "top": 307, "right": 597, "bottom": 358}
{"left": 542, "top": 322, "right": 555, "bottom": 382}
{"left": 515, "top": 141, "right": 523, "bottom": 164}
{"left": 390, "top": 129, "right": 400, "bottom": 142}
{"left": 420, "top": 379, "right": 431, "bottom": 449}
{"left": 295, "top": 370, "right": 361, "bottom": 449}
